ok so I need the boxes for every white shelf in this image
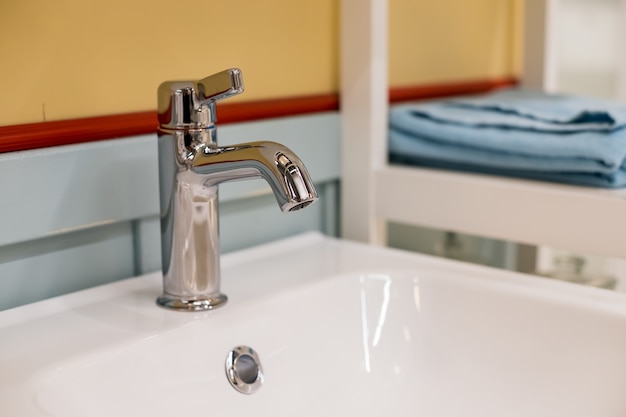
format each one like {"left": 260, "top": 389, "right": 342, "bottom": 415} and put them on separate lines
{"left": 375, "top": 165, "right": 626, "bottom": 259}
{"left": 340, "top": 0, "right": 626, "bottom": 261}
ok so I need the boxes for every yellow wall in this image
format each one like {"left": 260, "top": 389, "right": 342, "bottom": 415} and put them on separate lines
{"left": 389, "top": 0, "right": 521, "bottom": 86}
{"left": 0, "top": 0, "right": 338, "bottom": 125}
{"left": 0, "top": 0, "right": 520, "bottom": 127}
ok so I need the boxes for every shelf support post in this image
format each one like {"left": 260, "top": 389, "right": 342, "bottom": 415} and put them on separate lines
{"left": 340, "top": 0, "right": 388, "bottom": 244}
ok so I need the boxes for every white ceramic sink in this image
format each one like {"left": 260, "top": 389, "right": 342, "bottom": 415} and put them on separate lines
{"left": 2, "top": 232, "right": 626, "bottom": 416}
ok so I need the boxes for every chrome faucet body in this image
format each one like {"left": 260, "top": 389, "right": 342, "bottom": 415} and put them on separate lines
{"left": 156, "top": 69, "right": 318, "bottom": 311}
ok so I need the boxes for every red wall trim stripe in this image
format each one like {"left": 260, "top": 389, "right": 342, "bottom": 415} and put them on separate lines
{"left": 0, "top": 111, "right": 158, "bottom": 154}
{"left": 0, "top": 77, "right": 516, "bottom": 154}
{"left": 389, "top": 77, "right": 517, "bottom": 103}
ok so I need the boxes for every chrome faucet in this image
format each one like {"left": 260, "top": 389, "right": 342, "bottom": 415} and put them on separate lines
{"left": 156, "top": 68, "right": 318, "bottom": 311}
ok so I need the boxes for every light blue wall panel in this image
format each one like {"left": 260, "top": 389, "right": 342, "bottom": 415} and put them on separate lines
{"left": 133, "top": 216, "right": 161, "bottom": 275}
{"left": 0, "top": 112, "right": 340, "bottom": 246}
{"left": 0, "top": 137, "right": 159, "bottom": 246}
{"left": 0, "top": 112, "right": 341, "bottom": 310}
{"left": 217, "top": 112, "right": 341, "bottom": 201}
{"left": 0, "top": 222, "right": 135, "bottom": 310}
{"left": 220, "top": 187, "right": 327, "bottom": 253}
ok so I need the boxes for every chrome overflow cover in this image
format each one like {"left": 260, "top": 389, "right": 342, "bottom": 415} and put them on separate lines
{"left": 225, "top": 346, "right": 264, "bottom": 394}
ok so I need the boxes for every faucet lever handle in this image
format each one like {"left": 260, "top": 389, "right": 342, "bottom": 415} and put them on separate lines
{"left": 197, "top": 68, "right": 244, "bottom": 104}
{"left": 158, "top": 68, "right": 245, "bottom": 130}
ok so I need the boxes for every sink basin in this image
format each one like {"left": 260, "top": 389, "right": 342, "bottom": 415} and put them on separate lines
{"left": 2, "top": 232, "right": 626, "bottom": 416}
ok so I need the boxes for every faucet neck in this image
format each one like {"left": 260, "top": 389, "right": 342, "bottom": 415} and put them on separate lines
{"left": 158, "top": 128, "right": 217, "bottom": 165}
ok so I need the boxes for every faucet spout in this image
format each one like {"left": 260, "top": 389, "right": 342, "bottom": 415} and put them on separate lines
{"left": 193, "top": 141, "right": 318, "bottom": 212}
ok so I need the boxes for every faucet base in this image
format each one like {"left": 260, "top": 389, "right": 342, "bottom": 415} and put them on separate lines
{"left": 156, "top": 293, "right": 228, "bottom": 312}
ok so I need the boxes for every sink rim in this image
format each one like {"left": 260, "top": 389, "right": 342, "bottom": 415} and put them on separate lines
{"left": 2, "top": 231, "right": 626, "bottom": 328}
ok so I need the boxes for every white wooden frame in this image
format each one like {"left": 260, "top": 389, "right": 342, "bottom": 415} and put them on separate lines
{"left": 340, "top": 0, "right": 388, "bottom": 245}
{"left": 340, "top": 0, "right": 626, "bottom": 260}
{"left": 522, "top": 0, "right": 559, "bottom": 92}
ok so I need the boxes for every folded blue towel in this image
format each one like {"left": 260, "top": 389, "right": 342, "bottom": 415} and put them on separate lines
{"left": 389, "top": 88, "right": 626, "bottom": 188}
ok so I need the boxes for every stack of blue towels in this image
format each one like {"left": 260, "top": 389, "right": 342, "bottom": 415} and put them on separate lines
{"left": 389, "top": 88, "right": 626, "bottom": 188}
